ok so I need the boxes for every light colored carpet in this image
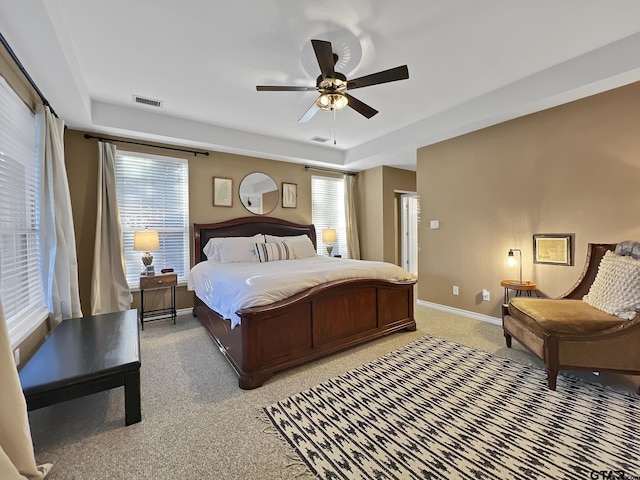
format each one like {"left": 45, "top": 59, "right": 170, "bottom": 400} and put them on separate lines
{"left": 28, "top": 305, "right": 639, "bottom": 480}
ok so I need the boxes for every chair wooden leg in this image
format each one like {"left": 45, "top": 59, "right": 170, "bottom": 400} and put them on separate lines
{"left": 547, "top": 369, "right": 558, "bottom": 391}
{"left": 504, "top": 332, "right": 512, "bottom": 348}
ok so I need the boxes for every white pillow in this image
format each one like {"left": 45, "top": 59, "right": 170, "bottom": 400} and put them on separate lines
{"left": 583, "top": 250, "right": 640, "bottom": 320}
{"left": 203, "top": 234, "right": 264, "bottom": 263}
{"left": 285, "top": 239, "right": 317, "bottom": 259}
{"left": 254, "top": 242, "right": 291, "bottom": 262}
{"left": 265, "top": 233, "right": 310, "bottom": 244}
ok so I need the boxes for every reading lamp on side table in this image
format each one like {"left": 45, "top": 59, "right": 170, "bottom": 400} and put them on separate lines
{"left": 502, "top": 248, "right": 537, "bottom": 304}
{"left": 507, "top": 248, "right": 523, "bottom": 285}
{"left": 134, "top": 229, "right": 159, "bottom": 276}
{"left": 322, "top": 228, "right": 337, "bottom": 256}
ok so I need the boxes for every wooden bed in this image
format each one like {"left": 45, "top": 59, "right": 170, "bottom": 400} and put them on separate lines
{"left": 192, "top": 216, "right": 416, "bottom": 389}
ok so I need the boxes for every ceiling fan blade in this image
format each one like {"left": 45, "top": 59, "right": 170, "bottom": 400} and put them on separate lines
{"left": 347, "top": 65, "right": 409, "bottom": 90}
{"left": 344, "top": 93, "right": 378, "bottom": 119}
{"left": 311, "top": 39, "right": 335, "bottom": 79}
{"left": 298, "top": 103, "right": 320, "bottom": 123}
{"left": 256, "top": 85, "right": 316, "bottom": 91}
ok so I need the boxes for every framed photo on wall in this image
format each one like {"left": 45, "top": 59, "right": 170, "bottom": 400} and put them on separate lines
{"left": 213, "top": 177, "right": 233, "bottom": 207}
{"left": 533, "top": 234, "right": 574, "bottom": 266}
{"left": 282, "top": 182, "right": 297, "bottom": 208}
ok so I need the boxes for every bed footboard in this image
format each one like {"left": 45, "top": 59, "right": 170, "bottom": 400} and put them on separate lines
{"left": 194, "top": 278, "right": 416, "bottom": 389}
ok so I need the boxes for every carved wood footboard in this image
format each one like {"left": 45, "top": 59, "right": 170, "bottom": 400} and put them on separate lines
{"left": 194, "top": 278, "right": 415, "bottom": 389}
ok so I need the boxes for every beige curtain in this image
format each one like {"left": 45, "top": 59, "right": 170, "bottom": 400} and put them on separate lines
{"left": 91, "top": 141, "right": 131, "bottom": 315}
{"left": 344, "top": 174, "right": 361, "bottom": 260}
{"left": 0, "top": 305, "right": 52, "bottom": 479}
{"left": 36, "top": 105, "right": 82, "bottom": 327}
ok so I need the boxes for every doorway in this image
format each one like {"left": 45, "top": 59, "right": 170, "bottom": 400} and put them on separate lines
{"left": 399, "top": 192, "right": 418, "bottom": 276}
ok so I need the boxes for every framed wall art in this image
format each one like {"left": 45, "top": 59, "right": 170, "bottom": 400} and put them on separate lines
{"left": 282, "top": 182, "right": 297, "bottom": 208}
{"left": 533, "top": 234, "right": 574, "bottom": 266}
{"left": 213, "top": 177, "right": 233, "bottom": 207}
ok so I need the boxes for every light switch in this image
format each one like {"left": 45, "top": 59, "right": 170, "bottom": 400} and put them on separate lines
{"left": 430, "top": 220, "right": 439, "bottom": 229}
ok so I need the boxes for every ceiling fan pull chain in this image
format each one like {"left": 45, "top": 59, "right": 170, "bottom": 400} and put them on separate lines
{"left": 332, "top": 108, "right": 337, "bottom": 145}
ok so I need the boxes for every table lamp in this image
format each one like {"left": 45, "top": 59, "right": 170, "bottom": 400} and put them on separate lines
{"left": 322, "top": 228, "right": 337, "bottom": 256}
{"left": 134, "top": 229, "right": 160, "bottom": 275}
{"left": 507, "top": 248, "right": 523, "bottom": 285}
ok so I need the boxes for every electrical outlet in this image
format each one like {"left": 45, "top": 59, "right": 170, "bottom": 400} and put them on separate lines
{"left": 453, "top": 285, "right": 459, "bottom": 295}
{"left": 13, "top": 348, "right": 20, "bottom": 366}
{"left": 482, "top": 289, "right": 491, "bottom": 302}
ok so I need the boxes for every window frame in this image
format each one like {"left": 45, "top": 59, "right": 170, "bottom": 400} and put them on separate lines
{"left": 0, "top": 75, "right": 49, "bottom": 349}
{"left": 311, "top": 175, "right": 349, "bottom": 259}
{"left": 114, "top": 150, "right": 190, "bottom": 290}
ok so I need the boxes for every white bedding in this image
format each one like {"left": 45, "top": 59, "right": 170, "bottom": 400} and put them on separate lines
{"left": 187, "top": 255, "right": 413, "bottom": 328}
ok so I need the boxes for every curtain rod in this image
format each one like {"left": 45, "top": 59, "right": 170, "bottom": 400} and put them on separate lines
{"left": 304, "top": 165, "right": 356, "bottom": 177}
{"left": 83, "top": 134, "right": 210, "bottom": 157}
{"left": 0, "top": 32, "right": 59, "bottom": 119}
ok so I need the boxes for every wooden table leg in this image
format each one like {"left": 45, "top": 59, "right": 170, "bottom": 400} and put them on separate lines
{"left": 124, "top": 370, "right": 141, "bottom": 425}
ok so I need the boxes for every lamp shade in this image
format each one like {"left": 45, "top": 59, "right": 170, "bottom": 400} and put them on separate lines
{"left": 322, "top": 228, "right": 337, "bottom": 243}
{"left": 134, "top": 230, "right": 159, "bottom": 252}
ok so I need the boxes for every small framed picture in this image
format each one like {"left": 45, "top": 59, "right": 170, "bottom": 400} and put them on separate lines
{"left": 533, "top": 234, "right": 574, "bottom": 266}
{"left": 213, "top": 177, "right": 233, "bottom": 207}
{"left": 282, "top": 182, "right": 297, "bottom": 208}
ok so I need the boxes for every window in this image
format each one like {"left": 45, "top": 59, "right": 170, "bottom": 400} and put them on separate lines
{"left": 0, "top": 76, "right": 48, "bottom": 348}
{"left": 311, "top": 175, "right": 349, "bottom": 258}
{"left": 115, "top": 151, "right": 189, "bottom": 287}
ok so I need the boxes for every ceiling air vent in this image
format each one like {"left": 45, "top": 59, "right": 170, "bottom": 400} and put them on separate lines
{"left": 310, "top": 136, "right": 330, "bottom": 143}
{"left": 133, "top": 95, "right": 163, "bottom": 108}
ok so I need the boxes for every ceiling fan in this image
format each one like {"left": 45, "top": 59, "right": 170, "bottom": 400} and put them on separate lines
{"left": 256, "top": 39, "right": 409, "bottom": 123}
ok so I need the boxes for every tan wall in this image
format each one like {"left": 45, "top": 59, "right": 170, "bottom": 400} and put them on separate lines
{"left": 357, "top": 165, "right": 416, "bottom": 263}
{"left": 65, "top": 129, "right": 315, "bottom": 315}
{"left": 382, "top": 166, "right": 416, "bottom": 263}
{"left": 417, "top": 81, "right": 640, "bottom": 318}
{"left": 0, "top": 43, "right": 39, "bottom": 110}
{"left": 357, "top": 167, "right": 384, "bottom": 260}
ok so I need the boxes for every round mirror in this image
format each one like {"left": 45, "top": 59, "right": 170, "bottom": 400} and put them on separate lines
{"left": 239, "top": 172, "right": 279, "bottom": 215}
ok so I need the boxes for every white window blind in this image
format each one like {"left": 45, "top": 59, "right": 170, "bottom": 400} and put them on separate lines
{"left": 115, "top": 151, "right": 189, "bottom": 287}
{"left": 311, "top": 175, "right": 349, "bottom": 258}
{"left": 0, "top": 76, "right": 48, "bottom": 348}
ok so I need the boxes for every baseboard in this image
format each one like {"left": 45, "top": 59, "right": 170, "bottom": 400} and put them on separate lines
{"left": 416, "top": 299, "right": 502, "bottom": 326}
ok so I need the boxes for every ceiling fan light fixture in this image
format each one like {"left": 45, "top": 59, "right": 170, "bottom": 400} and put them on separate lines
{"left": 316, "top": 93, "right": 348, "bottom": 111}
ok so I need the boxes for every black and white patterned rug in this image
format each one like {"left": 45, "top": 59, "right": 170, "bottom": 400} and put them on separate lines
{"left": 263, "top": 335, "right": 640, "bottom": 480}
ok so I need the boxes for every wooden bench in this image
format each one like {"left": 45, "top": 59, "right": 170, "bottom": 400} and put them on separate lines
{"left": 19, "top": 309, "right": 142, "bottom": 426}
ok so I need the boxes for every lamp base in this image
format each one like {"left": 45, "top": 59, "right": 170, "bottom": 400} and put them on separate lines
{"left": 326, "top": 244, "right": 334, "bottom": 257}
{"left": 141, "top": 252, "right": 154, "bottom": 267}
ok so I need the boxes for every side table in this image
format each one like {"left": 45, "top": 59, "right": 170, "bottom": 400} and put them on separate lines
{"left": 139, "top": 272, "right": 177, "bottom": 330}
{"left": 500, "top": 279, "right": 539, "bottom": 304}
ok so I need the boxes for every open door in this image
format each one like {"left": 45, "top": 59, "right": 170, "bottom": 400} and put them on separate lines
{"left": 400, "top": 193, "right": 418, "bottom": 276}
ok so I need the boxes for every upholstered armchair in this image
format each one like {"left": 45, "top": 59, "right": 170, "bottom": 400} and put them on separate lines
{"left": 502, "top": 243, "right": 640, "bottom": 392}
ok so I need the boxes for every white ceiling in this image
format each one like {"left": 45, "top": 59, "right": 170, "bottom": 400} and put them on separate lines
{"left": 3, "top": 1, "right": 640, "bottom": 172}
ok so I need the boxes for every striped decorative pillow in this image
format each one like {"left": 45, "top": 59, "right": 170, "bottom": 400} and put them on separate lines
{"left": 254, "top": 242, "right": 291, "bottom": 262}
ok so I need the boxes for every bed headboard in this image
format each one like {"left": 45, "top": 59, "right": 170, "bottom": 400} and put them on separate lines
{"left": 193, "top": 216, "right": 317, "bottom": 264}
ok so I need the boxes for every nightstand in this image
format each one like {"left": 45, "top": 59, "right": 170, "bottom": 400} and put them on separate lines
{"left": 139, "top": 272, "right": 177, "bottom": 330}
